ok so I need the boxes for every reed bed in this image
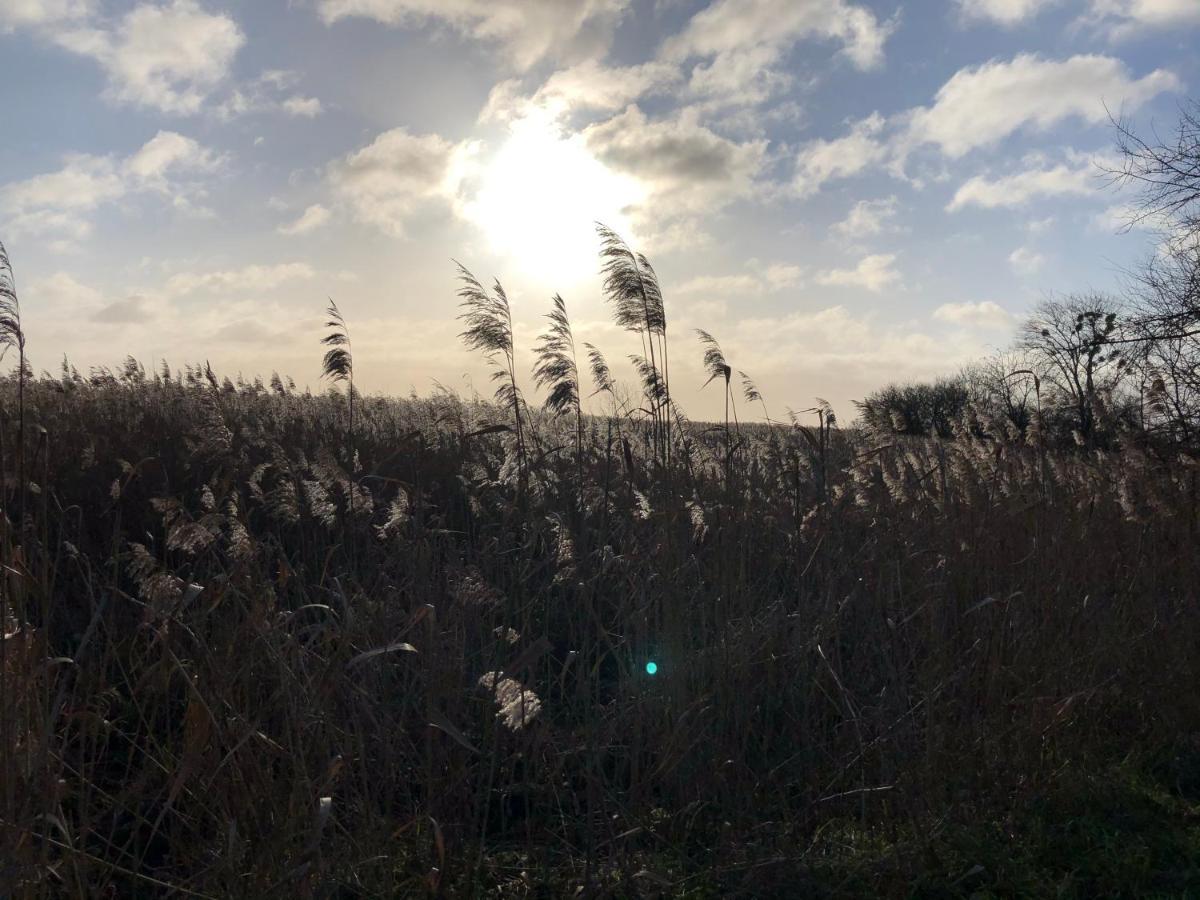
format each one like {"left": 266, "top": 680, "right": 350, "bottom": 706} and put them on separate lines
{"left": 0, "top": 355, "right": 1198, "bottom": 897}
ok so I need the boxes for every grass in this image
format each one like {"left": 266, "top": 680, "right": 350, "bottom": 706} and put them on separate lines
{"left": 0, "top": 364, "right": 1196, "bottom": 897}
{"left": 1, "top": 227, "right": 1199, "bottom": 896}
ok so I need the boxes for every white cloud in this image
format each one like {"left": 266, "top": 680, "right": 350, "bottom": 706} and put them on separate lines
{"left": 832, "top": 195, "right": 900, "bottom": 238}
{"left": 317, "top": 0, "right": 628, "bottom": 71}
{"left": 816, "top": 253, "right": 901, "bottom": 291}
{"left": 664, "top": 0, "right": 893, "bottom": 74}
{"left": 0, "top": 0, "right": 93, "bottom": 28}
{"left": 28, "top": 271, "right": 104, "bottom": 309}
{"left": 480, "top": 60, "right": 681, "bottom": 123}
{"left": 278, "top": 203, "right": 331, "bottom": 236}
{"left": 761, "top": 262, "right": 805, "bottom": 290}
{"left": 956, "top": 0, "right": 1058, "bottom": 25}
{"left": 164, "top": 262, "right": 316, "bottom": 296}
{"left": 1009, "top": 246, "right": 1046, "bottom": 274}
{"left": 793, "top": 112, "right": 886, "bottom": 197}
{"left": 677, "top": 274, "right": 761, "bottom": 296}
{"left": 282, "top": 95, "right": 323, "bottom": 117}
{"left": 582, "top": 105, "right": 767, "bottom": 244}
{"left": 789, "top": 54, "right": 1176, "bottom": 196}
{"left": 126, "top": 130, "right": 221, "bottom": 186}
{"left": 329, "top": 127, "right": 474, "bottom": 237}
{"left": 215, "top": 70, "right": 324, "bottom": 120}
{"left": 677, "top": 262, "right": 803, "bottom": 297}
{"left": 54, "top": 0, "right": 245, "bottom": 115}
{"left": 1085, "top": 0, "right": 1200, "bottom": 36}
{"left": 903, "top": 53, "right": 1178, "bottom": 159}
{"left": 683, "top": 44, "right": 796, "bottom": 109}
{"left": 1, "top": 130, "right": 220, "bottom": 241}
{"left": 933, "top": 300, "right": 1014, "bottom": 328}
{"left": 948, "top": 161, "right": 1096, "bottom": 210}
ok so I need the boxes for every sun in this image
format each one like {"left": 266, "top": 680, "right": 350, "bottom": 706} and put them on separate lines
{"left": 465, "top": 114, "right": 644, "bottom": 285}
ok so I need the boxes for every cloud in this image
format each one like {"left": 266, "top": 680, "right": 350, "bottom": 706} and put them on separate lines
{"left": 92, "top": 295, "right": 155, "bottom": 323}
{"left": 956, "top": 0, "right": 1058, "bottom": 25}
{"left": 816, "top": 253, "right": 901, "bottom": 291}
{"left": 1, "top": 130, "right": 221, "bottom": 241}
{"left": 948, "top": 161, "right": 1097, "bottom": 210}
{"left": 677, "top": 274, "right": 762, "bottom": 296}
{"left": 1009, "top": 246, "right": 1046, "bottom": 274}
{"left": 164, "top": 262, "right": 316, "bottom": 296}
{"left": 278, "top": 203, "right": 331, "bottom": 236}
{"left": 0, "top": 0, "right": 93, "bottom": 28}
{"left": 1084, "top": 0, "right": 1200, "bottom": 36}
{"left": 903, "top": 53, "right": 1178, "bottom": 159}
{"left": 214, "top": 70, "right": 325, "bottom": 120}
{"left": 480, "top": 60, "right": 681, "bottom": 123}
{"left": 282, "top": 95, "right": 324, "bottom": 117}
{"left": 832, "top": 195, "right": 900, "bottom": 238}
{"left": 317, "top": 0, "right": 628, "bottom": 71}
{"left": 54, "top": 0, "right": 245, "bottom": 115}
{"left": 933, "top": 300, "right": 1015, "bottom": 328}
{"left": 28, "top": 271, "right": 104, "bottom": 308}
{"left": 582, "top": 105, "right": 767, "bottom": 244}
{"left": 664, "top": 0, "right": 894, "bottom": 75}
{"left": 329, "top": 127, "right": 474, "bottom": 237}
{"left": 676, "top": 261, "right": 803, "bottom": 297}
{"left": 794, "top": 53, "right": 1178, "bottom": 194}
{"left": 762, "top": 262, "right": 805, "bottom": 290}
{"left": 793, "top": 112, "right": 887, "bottom": 197}
{"left": 684, "top": 44, "right": 794, "bottom": 109}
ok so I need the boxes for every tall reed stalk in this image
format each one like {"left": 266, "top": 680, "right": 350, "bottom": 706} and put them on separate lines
{"left": 456, "top": 264, "right": 527, "bottom": 487}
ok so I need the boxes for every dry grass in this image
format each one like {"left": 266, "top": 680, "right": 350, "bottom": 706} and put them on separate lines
{"left": 0, "top": 356, "right": 1197, "bottom": 897}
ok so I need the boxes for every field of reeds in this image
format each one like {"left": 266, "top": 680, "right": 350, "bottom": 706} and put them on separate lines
{"left": 2, "top": 230, "right": 1200, "bottom": 897}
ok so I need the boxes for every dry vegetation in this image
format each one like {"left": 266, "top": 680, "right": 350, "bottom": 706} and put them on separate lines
{"left": 3, "top": 108, "right": 1200, "bottom": 898}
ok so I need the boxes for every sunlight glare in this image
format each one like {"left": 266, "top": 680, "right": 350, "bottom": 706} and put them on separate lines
{"left": 466, "top": 115, "right": 643, "bottom": 284}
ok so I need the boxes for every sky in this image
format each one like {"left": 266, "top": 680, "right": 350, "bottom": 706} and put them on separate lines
{"left": 2, "top": 0, "right": 1198, "bottom": 421}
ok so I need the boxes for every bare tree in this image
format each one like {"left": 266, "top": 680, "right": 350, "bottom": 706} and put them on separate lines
{"left": 1100, "top": 102, "right": 1200, "bottom": 442}
{"left": 1106, "top": 100, "right": 1200, "bottom": 241}
{"left": 960, "top": 349, "right": 1038, "bottom": 433}
{"left": 1017, "top": 295, "right": 1125, "bottom": 441}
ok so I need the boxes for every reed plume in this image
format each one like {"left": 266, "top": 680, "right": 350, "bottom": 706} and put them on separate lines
{"left": 533, "top": 293, "right": 583, "bottom": 481}
{"left": 597, "top": 223, "right": 670, "bottom": 462}
{"left": 739, "top": 370, "right": 772, "bottom": 425}
{"left": 0, "top": 241, "right": 28, "bottom": 532}
{"left": 321, "top": 300, "right": 356, "bottom": 478}
{"left": 456, "top": 263, "right": 527, "bottom": 478}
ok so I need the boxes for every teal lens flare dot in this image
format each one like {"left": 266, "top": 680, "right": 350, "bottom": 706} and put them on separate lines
{"left": 645, "top": 661, "right": 658, "bottom": 675}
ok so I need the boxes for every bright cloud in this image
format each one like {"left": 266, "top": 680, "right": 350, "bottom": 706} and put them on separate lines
{"left": 0, "top": 0, "right": 93, "bottom": 28}
{"left": 1, "top": 130, "right": 220, "bottom": 240}
{"left": 329, "top": 127, "right": 474, "bottom": 238}
{"left": 956, "top": 0, "right": 1058, "bottom": 25}
{"left": 165, "top": 262, "right": 316, "bottom": 296}
{"left": 583, "top": 105, "right": 767, "bottom": 244}
{"left": 832, "top": 196, "right": 900, "bottom": 239}
{"left": 278, "top": 204, "right": 331, "bottom": 236}
{"left": 794, "top": 112, "right": 887, "bottom": 197}
{"left": 677, "top": 262, "right": 804, "bottom": 298}
{"left": 1009, "top": 246, "right": 1046, "bottom": 274}
{"left": 948, "top": 161, "right": 1097, "bottom": 210}
{"left": 54, "top": 0, "right": 245, "bottom": 115}
{"left": 1086, "top": 0, "right": 1200, "bottom": 36}
{"left": 903, "top": 53, "right": 1178, "bottom": 158}
{"left": 933, "top": 300, "right": 1015, "bottom": 328}
{"left": 316, "top": 0, "right": 628, "bottom": 71}
{"left": 664, "top": 0, "right": 894, "bottom": 74}
{"left": 481, "top": 60, "right": 681, "bottom": 123}
{"left": 282, "top": 95, "right": 323, "bottom": 117}
{"left": 816, "top": 253, "right": 902, "bottom": 291}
